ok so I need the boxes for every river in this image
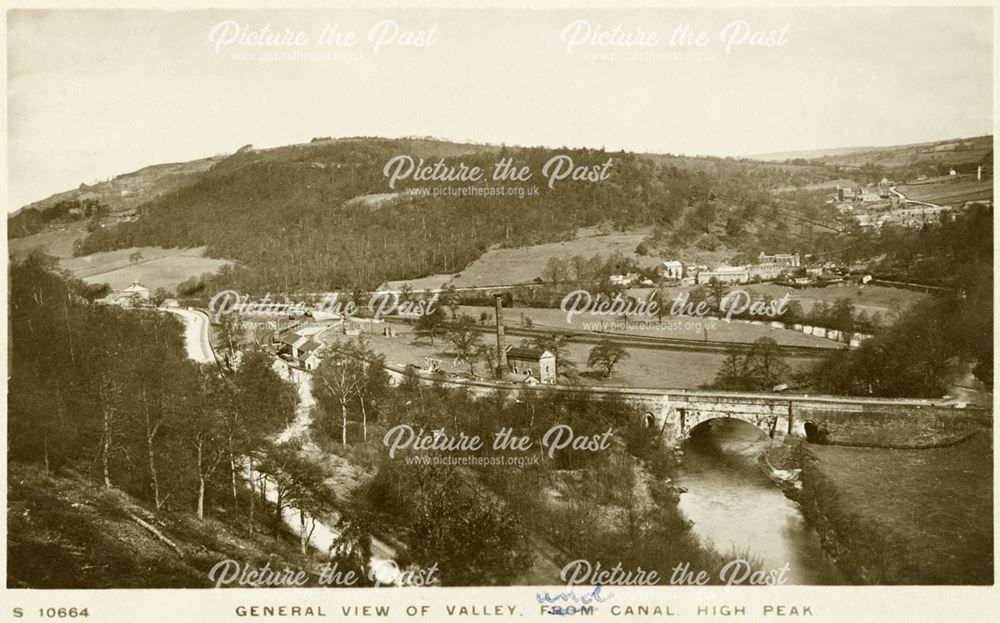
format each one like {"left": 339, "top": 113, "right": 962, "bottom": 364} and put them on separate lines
{"left": 676, "top": 419, "right": 842, "bottom": 585}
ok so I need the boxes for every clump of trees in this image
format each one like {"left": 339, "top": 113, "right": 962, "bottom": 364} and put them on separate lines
{"left": 813, "top": 290, "right": 991, "bottom": 397}
{"left": 312, "top": 338, "right": 389, "bottom": 445}
{"left": 587, "top": 340, "right": 629, "bottom": 378}
{"left": 710, "top": 337, "right": 791, "bottom": 391}
{"left": 9, "top": 199, "right": 109, "bottom": 238}
{"left": 811, "top": 206, "right": 992, "bottom": 397}
{"left": 350, "top": 378, "right": 722, "bottom": 585}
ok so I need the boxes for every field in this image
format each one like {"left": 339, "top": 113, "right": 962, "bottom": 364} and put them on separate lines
{"left": 332, "top": 320, "right": 819, "bottom": 390}
{"left": 455, "top": 304, "right": 837, "bottom": 348}
{"left": 809, "top": 135, "right": 992, "bottom": 169}
{"left": 804, "top": 432, "right": 992, "bottom": 584}
{"left": 625, "top": 282, "right": 926, "bottom": 318}
{"left": 59, "top": 246, "right": 232, "bottom": 291}
{"left": 740, "top": 283, "right": 926, "bottom": 317}
{"left": 897, "top": 174, "right": 993, "bottom": 206}
{"left": 8, "top": 220, "right": 88, "bottom": 260}
{"left": 382, "top": 227, "right": 668, "bottom": 291}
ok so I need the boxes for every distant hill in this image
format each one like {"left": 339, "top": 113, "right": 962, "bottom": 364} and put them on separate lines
{"left": 747, "top": 146, "right": 876, "bottom": 162}
{"left": 747, "top": 135, "right": 993, "bottom": 171}
{"left": 12, "top": 134, "right": 990, "bottom": 293}
{"left": 59, "top": 137, "right": 808, "bottom": 291}
{"left": 14, "top": 156, "right": 225, "bottom": 217}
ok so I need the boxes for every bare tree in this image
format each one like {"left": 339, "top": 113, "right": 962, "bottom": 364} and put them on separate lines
{"left": 447, "top": 316, "right": 483, "bottom": 374}
{"left": 315, "top": 344, "right": 367, "bottom": 445}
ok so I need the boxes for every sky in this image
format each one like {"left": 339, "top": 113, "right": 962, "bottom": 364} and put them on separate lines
{"left": 6, "top": 7, "right": 994, "bottom": 211}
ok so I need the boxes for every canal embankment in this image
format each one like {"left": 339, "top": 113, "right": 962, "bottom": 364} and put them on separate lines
{"left": 780, "top": 431, "right": 993, "bottom": 584}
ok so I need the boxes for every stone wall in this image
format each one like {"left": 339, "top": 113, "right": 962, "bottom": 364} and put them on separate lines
{"left": 790, "top": 401, "right": 991, "bottom": 448}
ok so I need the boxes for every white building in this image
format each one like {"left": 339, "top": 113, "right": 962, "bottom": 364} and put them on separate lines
{"left": 98, "top": 281, "right": 150, "bottom": 307}
{"left": 609, "top": 272, "right": 640, "bottom": 287}
{"left": 122, "top": 281, "right": 150, "bottom": 300}
{"left": 506, "top": 347, "right": 557, "bottom": 384}
{"left": 748, "top": 263, "right": 785, "bottom": 282}
{"left": 696, "top": 266, "right": 749, "bottom": 285}
{"left": 757, "top": 252, "right": 800, "bottom": 267}
{"left": 278, "top": 331, "right": 325, "bottom": 370}
{"left": 660, "top": 260, "right": 684, "bottom": 280}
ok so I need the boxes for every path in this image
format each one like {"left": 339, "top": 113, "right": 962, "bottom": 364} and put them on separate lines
{"left": 167, "top": 309, "right": 400, "bottom": 573}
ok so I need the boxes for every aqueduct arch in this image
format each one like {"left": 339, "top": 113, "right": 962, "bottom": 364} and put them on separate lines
{"left": 684, "top": 414, "right": 778, "bottom": 439}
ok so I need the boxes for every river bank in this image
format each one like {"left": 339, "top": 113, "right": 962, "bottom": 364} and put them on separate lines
{"left": 783, "top": 432, "right": 993, "bottom": 584}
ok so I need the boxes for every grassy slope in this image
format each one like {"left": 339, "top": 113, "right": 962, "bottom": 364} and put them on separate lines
{"left": 799, "top": 432, "right": 993, "bottom": 584}
{"left": 62, "top": 246, "right": 233, "bottom": 291}
{"left": 11, "top": 240, "right": 235, "bottom": 292}
{"left": 810, "top": 136, "right": 993, "bottom": 169}
{"left": 7, "top": 463, "right": 320, "bottom": 589}
{"left": 897, "top": 175, "right": 994, "bottom": 206}
{"left": 8, "top": 221, "right": 89, "bottom": 260}
{"left": 382, "top": 226, "right": 682, "bottom": 291}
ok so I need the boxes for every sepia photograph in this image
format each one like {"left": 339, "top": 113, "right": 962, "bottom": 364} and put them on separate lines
{"left": 3, "top": 3, "right": 996, "bottom": 621}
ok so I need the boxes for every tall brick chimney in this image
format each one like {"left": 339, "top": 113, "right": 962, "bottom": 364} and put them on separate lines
{"left": 494, "top": 294, "right": 507, "bottom": 378}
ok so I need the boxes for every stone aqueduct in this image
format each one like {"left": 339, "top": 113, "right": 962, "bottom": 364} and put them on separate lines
{"left": 386, "top": 365, "right": 992, "bottom": 449}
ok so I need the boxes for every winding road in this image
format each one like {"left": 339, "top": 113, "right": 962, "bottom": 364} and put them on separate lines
{"left": 889, "top": 185, "right": 947, "bottom": 209}
{"left": 164, "top": 307, "right": 214, "bottom": 364}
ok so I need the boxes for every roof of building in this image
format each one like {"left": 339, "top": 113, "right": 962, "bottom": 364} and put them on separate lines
{"left": 100, "top": 292, "right": 132, "bottom": 304}
{"left": 122, "top": 281, "right": 149, "bottom": 293}
{"left": 505, "top": 347, "right": 555, "bottom": 361}
{"left": 279, "top": 332, "right": 307, "bottom": 346}
{"left": 299, "top": 339, "right": 323, "bottom": 354}
{"left": 710, "top": 265, "right": 749, "bottom": 274}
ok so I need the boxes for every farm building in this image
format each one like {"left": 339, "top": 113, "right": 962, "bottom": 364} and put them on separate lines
{"left": 278, "top": 331, "right": 325, "bottom": 369}
{"left": 505, "top": 347, "right": 557, "bottom": 384}
{"left": 98, "top": 280, "right": 151, "bottom": 307}
{"left": 860, "top": 191, "right": 881, "bottom": 203}
{"left": 298, "top": 340, "right": 323, "bottom": 371}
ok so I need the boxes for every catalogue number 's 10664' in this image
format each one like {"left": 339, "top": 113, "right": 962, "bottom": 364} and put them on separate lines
{"left": 12, "top": 608, "right": 90, "bottom": 618}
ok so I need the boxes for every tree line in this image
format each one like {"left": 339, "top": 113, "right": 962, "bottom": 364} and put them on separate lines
{"left": 8, "top": 254, "right": 309, "bottom": 538}
{"left": 9, "top": 199, "right": 109, "bottom": 238}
